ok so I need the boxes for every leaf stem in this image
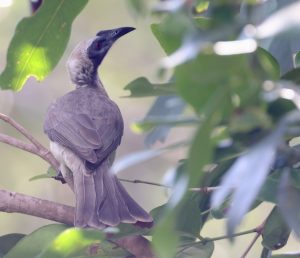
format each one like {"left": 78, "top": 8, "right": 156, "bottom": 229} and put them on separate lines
{"left": 204, "top": 228, "right": 257, "bottom": 243}
{"left": 177, "top": 227, "right": 257, "bottom": 256}
{"left": 120, "top": 178, "right": 219, "bottom": 192}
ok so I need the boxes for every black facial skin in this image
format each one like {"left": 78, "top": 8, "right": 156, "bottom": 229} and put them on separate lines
{"left": 87, "top": 27, "right": 135, "bottom": 67}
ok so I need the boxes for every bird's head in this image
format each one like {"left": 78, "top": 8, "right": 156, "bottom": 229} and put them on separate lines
{"left": 67, "top": 27, "right": 135, "bottom": 86}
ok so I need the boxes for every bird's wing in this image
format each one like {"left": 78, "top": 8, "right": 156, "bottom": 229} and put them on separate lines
{"left": 44, "top": 94, "right": 123, "bottom": 166}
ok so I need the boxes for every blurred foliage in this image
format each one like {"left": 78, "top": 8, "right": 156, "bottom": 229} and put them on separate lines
{"left": 2, "top": 0, "right": 300, "bottom": 257}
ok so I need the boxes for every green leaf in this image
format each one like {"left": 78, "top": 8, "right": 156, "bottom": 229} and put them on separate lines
{"left": 151, "top": 14, "right": 195, "bottom": 55}
{"left": 152, "top": 214, "right": 179, "bottom": 258}
{"left": 229, "top": 107, "right": 272, "bottom": 133}
{"left": 187, "top": 86, "right": 231, "bottom": 187}
{"left": 257, "top": 47, "right": 280, "bottom": 81}
{"left": 262, "top": 207, "right": 291, "bottom": 250}
{"left": 0, "top": 234, "right": 25, "bottom": 256}
{"left": 278, "top": 170, "right": 300, "bottom": 237}
{"left": 261, "top": 247, "right": 272, "bottom": 258}
{"left": 127, "top": 0, "right": 147, "bottom": 16}
{"left": 37, "top": 227, "right": 129, "bottom": 258}
{"left": 195, "top": 1, "right": 210, "bottom": 14}
{"left": 282, "top": 67, "right": 300, "bottom": 84}
{"left": 175, "top": 192, "right": 206, "bottom": 237}
{"left": 176, "top": 241, "right": 214, "bottom": 258}
{"left": 29, "top": 167, "right": 57, "bottom": 181}
{"left": 258, "top": 168, "right": 300, "bottom": 204}
{"left": 212, "top": 129, "right": 282, "bottom": 236}
{"left": 272, "top": 254, "right": 300, "bottom": 258}
{"left": 124, "top": 77, "right": 175, "bottom": 97}
{"left": 174, "top": 53, "right": 259, "bottom": 113}
{"left": 111, "top": 223, "right": 151, "bottom": 238}
{"left": 4, "top": 224, "right": 69, "bottom": 258}
{"left": 295, "top": 51, "right": 300, "bottom": 68}
{"left": 132, "top": 116, "right": 199, "bottom": 133}
{"left": 0, "top": 0, "right": 88, "bottom": 91}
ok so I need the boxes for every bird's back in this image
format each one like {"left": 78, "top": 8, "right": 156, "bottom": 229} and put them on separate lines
{"left": 44, "top": 86, "right": 124, "bottom": 166}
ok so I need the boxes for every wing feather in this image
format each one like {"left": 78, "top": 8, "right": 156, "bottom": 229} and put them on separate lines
{"left": 44, "top": 88, "right": 124, "bottom": 166}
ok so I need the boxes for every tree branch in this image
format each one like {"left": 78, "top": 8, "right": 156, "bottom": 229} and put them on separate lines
{"left": 0, "top": 113, "right": 44, "bottom": 150}
{"left": 0, "top": 188, "right": 74, "bottom": 225}
{"left": 0, "top": 112, "right": 62, "bottom": 181}
{"left": 0, "top": 132, "right": 39, "bottom": 155}
{"left": 0, "top": 188, "right": 154, "bottom": 257}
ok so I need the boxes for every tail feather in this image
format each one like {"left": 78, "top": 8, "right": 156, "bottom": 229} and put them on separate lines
{"left": 73, "top": 158, "right": 153, "bottom": 228}
{"left": 115, "top": 179, "right": 153, "bottom": 222}
{"left": 73, "top": 168, "right": 105, "bottom": 229}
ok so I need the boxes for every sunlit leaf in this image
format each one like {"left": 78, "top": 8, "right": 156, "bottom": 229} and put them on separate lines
{"left": 0, "top": 234, "right": 25, "bottom": 256}
{"left": 124, "top": 77, "right": 175, "bottom": 97}
{"left": 0, "top": 0, "right": 88, "bottom": 91}
{"left": 195, "top": 1, "right": 209, "bottom": 14}
{"left": 262, "top": 207, "right": 291, "bottom": 250}
{"left": 37, "top": 227, "right": 129, "bottom": 258}
{"left": 5, "top": 224, "right": 69, "bottom": 258}
{"left": 278, "top": 170, "right": 300, "bottom": 237}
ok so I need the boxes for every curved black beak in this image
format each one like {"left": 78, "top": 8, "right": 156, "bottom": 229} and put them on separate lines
{"left": 96, "top": 27, "right": 135, "bottom": 41}
{"left": 115, "top": 27, "right": 135, "bottom": 38}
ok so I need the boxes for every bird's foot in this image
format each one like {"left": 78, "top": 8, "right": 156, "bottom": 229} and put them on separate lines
{"left": 53, "top": 171, "right": 67, "bottom": 184}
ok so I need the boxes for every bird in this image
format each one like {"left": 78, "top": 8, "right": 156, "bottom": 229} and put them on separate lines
{"left": 44, "top": 27, "right": 153, "bottom": 229}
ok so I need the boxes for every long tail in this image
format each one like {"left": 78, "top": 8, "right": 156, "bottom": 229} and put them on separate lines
{"left": 73, "top": 158, "right": 153, "bottom": 229}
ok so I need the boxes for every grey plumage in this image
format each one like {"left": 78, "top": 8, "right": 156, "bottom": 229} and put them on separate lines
{"left": 44, "top": 27, "right": 153, "bottom": 228}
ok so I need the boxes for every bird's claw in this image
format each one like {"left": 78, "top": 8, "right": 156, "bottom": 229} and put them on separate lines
{"left": 53, "top": 171, "right": 67, "bottom": 184}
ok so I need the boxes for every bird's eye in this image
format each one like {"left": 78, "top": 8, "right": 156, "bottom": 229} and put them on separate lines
{"left": 96, "top": 41, "right": 101, "bottom": 50}
{"left": 112, "top": 30, "right": 119, "bottom": 36}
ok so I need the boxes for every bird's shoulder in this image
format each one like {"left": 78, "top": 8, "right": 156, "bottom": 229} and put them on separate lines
{"left": 44, "top": 87, "right": 123, "bottom": 132}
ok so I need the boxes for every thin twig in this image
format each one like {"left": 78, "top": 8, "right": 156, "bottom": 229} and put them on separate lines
{"left": 0, "top": 113, "right": 60, "bottom": 172}
{"left": 120, "top": 178, "right": 219, "bottom": 193}
{"left": 120, "top": 178, "right": 171, "bottom": 188}
{"left": 177, "top": 227, "right": 258, "bottom": 255}
{"left": 0, "top": 133, "right": 38, "bottom": 154}
{"left": 0, "top": 113, "right": 44, "bottom": 150}
{"left": 240, "top": 220, "right": 266, "bottom": 258}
